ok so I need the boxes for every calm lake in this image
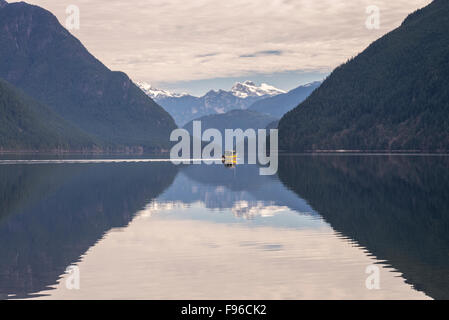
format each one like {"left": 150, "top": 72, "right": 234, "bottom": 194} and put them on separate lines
{"left": 0, "top": 155, "right": 448, "bottom": 300}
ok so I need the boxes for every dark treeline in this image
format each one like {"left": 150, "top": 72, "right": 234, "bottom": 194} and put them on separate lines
{"left": 279, "top": 0, "right": 449, "bottom": 152}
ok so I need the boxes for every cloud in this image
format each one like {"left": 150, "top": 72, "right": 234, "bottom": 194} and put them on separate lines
{"left": 240, "top": 50, "right": 283, "bottom": 58}
{"left": 11, "top": 0, "right": 431, "bottom": 85}
{"left": 195, "top": 53, "right": 219, "bottom": 58}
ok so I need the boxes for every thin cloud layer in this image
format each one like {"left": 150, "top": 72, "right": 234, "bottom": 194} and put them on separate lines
{"left": 11, "top": 0, "right": 431, "bottom": 85}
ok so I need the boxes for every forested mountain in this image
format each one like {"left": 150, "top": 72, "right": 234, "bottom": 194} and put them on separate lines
{"left": 279, "top": 0, "right": 449, "bottom": 152}
{"left": 248, "top": 81, "right": 321, "bottom": 118}
{"left": 0, "top": 78, "right": 95, "bottom": 151}
{"left": 0, "top": 1, "right": 176, "bottom": 151}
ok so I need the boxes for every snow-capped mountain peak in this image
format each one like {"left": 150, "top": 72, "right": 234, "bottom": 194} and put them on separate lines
{"left": 231, "top": 80, "right": 286, "bottom": 98}
{"left": 136, "top": 82, "right": 187, "bottom": 100}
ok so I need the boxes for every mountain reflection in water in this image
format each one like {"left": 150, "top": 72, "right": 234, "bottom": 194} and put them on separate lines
{"left": 0, "top": 155, "right": 447, "bottom": 299}
{"left": 279, "top": 155, "right": 449, "bottom": 300}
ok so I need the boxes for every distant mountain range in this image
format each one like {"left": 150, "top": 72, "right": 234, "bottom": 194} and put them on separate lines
{"left": 248, "top": 81, "right": 321, "bottom": 118}
{"left": 137, "top": 82, "right": 189, "bottom": 99}
{"left": 138, "top": 81, "right": 321, "bottom": 127}
{"left": 183, "top": 109, "right": 277, "bottom": 137}
{"left": 0, "top": 1, "right": 176, "bottom": 152}
{"left": 229, "top": 81, "right": 286, "bottom": 98}
{"left": 138, "top": 81, "right": 285, "bottom": 126}
{"left": 279, "top": 0, "right": 449, "bottom": 152}
{"left": 180, "top": 81, "right": 321, "bottom": 136}
{"left": 138, "top": 80, "right": 285, "bottom": 101}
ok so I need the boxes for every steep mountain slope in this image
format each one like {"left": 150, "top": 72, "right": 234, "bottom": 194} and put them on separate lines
{"left": 154, "top": 94, "right": 203, "bottom": 127}
{"left": 0, "top": 1, "right": 176, "bottom": 150}
{"left": 248, "top": 81, "right": 321, "bottom": 118}
{"left": 0, "top": 78, "right": 95, "bottom": 151}
{"left": 266, "top": 120, "right": 279, "bottom": 130}
{"left": 140, "top": 81, "right": 284, "bottom": 126}
{"left": 183, "top": 109, "right": 277, "bottom": 137}
{"left": 279, "top": 0, "right": 449, "bottom": 152}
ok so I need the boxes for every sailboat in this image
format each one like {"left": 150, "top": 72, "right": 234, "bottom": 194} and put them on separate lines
{"left": 222, "top": 150, "right": 237, "bottom": 167}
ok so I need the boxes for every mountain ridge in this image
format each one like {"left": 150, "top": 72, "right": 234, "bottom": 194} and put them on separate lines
{"left": 279, "top": 0, "right": 449, "bottom": 152}
{"left": 138, "top": 80, "right": 285, "bottom": 100}
{"left": 248, "top": 81, "right": 321, "bottom": 118}
{"left": 138, "top": 81, "right": 285, "bottom": 126}
{"left": 0, "top": 1, "right": 176, "bottom": 151}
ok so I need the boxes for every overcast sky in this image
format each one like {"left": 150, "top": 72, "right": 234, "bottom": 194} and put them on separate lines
{"left": 11, "top": 0, "right": 431, "bottom": 95}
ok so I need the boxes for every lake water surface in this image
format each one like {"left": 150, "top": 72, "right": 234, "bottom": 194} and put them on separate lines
{"left": 0, "top": 155, "right": 448, "bottom": 299}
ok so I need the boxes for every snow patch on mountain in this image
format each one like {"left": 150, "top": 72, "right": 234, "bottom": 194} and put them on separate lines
{"left": 136, "top": 79, "right": 287, "bottom": 125}
{"left": 231, "top": 80, "right": 286, "bottom": 98}
{"left": 136, "top": 82, "right": 187, "bottom": 100}
{"left": 137, "top": 80, "right": 285, "bottom": 100}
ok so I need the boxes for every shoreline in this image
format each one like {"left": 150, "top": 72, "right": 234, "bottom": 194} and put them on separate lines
{"left": 0, "top": 149, "right": 171, "bottom": 155}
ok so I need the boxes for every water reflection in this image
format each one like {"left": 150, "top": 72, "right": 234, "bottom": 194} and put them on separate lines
{"left": 157, "top": 164, "right": 318, "bottom": 227}
{"left": 0, "top": 155, "right": 447, "bottom": 299}
{"left": 0, "top": 162, "right": 177, "bottom": 299}
{"left": 34, "top": 212, "right": 427, "bottom": 299}
{"left": 279, "top": 155, "right": 449, "bottom": 300}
